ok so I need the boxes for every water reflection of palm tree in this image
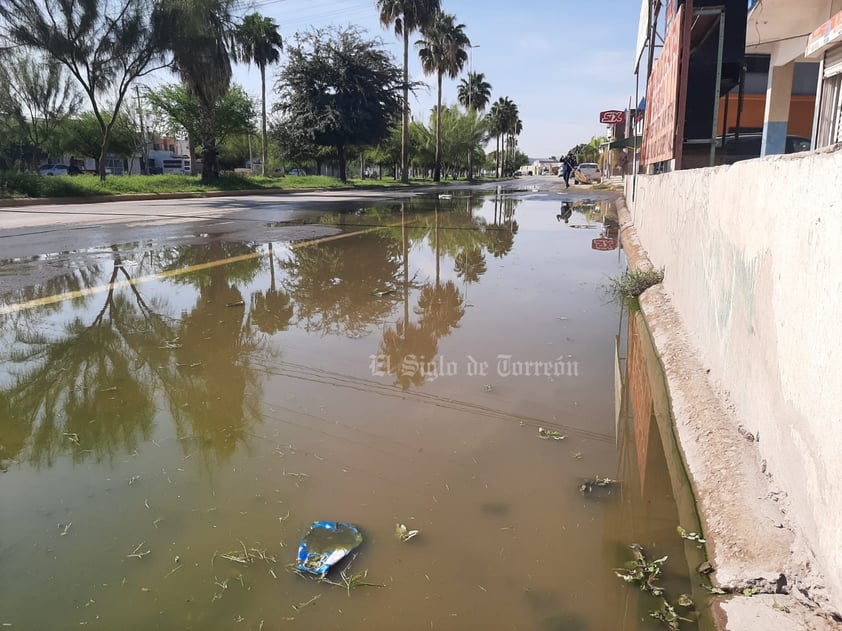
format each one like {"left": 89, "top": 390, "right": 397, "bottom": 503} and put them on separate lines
{"left": 249, "top": 243, "right": 293, "bottom": 334}
{"left": 454, "top": 246, "right": 487, "bottom": 301}
{"left": 163, "top": 243, "right": 265, "bottom": 466}
{"left": 415, "top": 280, "right": 465, "bottom": 337}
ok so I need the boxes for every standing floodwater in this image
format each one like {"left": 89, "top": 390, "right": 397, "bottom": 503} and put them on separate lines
{"left": 0, "top": 186, "right": 707, "bottom": 630}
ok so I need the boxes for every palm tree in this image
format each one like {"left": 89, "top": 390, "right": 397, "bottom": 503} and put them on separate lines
{"left": 153, "top": 0, "right": 239, "bottom": 182}
{"left": 487, "top": 100, "right": 503, "bottom": 176}
{"left": 377, "top": 0, "right": 441, "bottom": 184}
{"left": 236, "top": 12, "right": 282, "bottom": 177}
{"left": 457, "top": 71, "right": 491, "bottom": 180}
{"left": 417, "top": 12, "right": 470, "bottom": 182}
{"left": 489, "top": 97, "right": 518, "bottom": 176}
{"left": 488, "top": 97, "right": 521, "bottom": 175}
{"left": 457, "top": 71, "right": 491, "bottom": 112}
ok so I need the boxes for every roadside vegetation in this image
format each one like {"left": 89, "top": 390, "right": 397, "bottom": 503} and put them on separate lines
{"left": 0, "top": 0, "right": 529, "bottom": 195}
{"left": 0, "top": 171, "right": 466, "bottom": 199}
{"left": 607, "top": 268, "right": 665, "bottom": 301}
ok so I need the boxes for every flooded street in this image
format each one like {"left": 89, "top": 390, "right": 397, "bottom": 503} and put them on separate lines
{"left": 0, "top": 185, "right": 709, "bottom": 630}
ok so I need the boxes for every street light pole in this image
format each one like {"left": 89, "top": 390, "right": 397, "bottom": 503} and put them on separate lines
{"left": 468, "top": 44, "right": 480, "bottom": 110}
{"left": 467, "top": 44, "right": 480, "bottom": 179}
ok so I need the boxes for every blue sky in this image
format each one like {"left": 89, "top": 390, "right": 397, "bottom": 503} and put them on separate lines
{"left": 230, "top": 0, "right": 643, "bottom": 159}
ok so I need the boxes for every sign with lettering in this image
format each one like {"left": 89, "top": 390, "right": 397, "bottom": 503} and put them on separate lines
{"left": 599, "top": 110, "right": 626, "bottom": 125}
{"left": 641, "top": 4, "right": 684, "bottom": 165}
{"left": 591, "top": 238, "right": 618, "bottom": 251}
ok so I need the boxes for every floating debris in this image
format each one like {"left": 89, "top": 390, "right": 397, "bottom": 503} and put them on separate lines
{"left": 538, "top": 427, "right": 566, "bottom": 441}
{"left": 297, "top": 521, "right": 363, "bottom": 576}
{"left": 395, "top": 523, "right": 420, "bottom": 542}
{"left": 649, "top": 599, "right": 694, "bottom": 630}
{"left": 226, "top": 301, "right": 245, "bottom": 307}
{"left": 613, "top": 544, "right": 666, "bottom": 596}
{"left": 578, "top": 476, "right": 618, "bottom": 494}
{"left": 370, "top": 289, "right": 395, "bottom": 297}
{"left": 677, "top": 525, "right": 706, "bottom": 544}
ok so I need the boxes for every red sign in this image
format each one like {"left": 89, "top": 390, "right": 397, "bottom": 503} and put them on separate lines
{"left": 599, "top": 110, "right": 626, "bottom": 125}
{"left": 591, "top": 238, "right": 618, "bottom": 251}
{"left": 641, "top": 4, "right": 684, "bottom": 165}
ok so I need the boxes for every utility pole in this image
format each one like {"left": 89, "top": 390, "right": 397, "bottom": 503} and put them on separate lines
{"left": 135, "top": 85, "right": 148, "bottom": 175}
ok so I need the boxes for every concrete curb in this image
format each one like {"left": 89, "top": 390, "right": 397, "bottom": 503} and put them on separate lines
{"left": 0, "top": 187, "right": 352, "bottom": 208}
{"left": 615, "top": 196, "right": 841, "bottom": 630}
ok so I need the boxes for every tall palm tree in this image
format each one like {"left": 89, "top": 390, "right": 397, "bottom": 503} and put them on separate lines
{"left": 377, "top": 0, "right": 441, "bottom": 184}
{"left": 153, "top": 0, "right": 239, "bottom": 182}
{"left": 487, "top": 100, "right": 503, "bottom": 176}
{"left": 236, "top": 12, "right": 282, "bottom": 177}
{"left": 457, "top": 71, "right": 491, "bottom": 112}
{"left": 417, "top": 12, "right": 470, "bottom": 183}
{"left": 457, "top": 71, "right": 491, "bottom": 180}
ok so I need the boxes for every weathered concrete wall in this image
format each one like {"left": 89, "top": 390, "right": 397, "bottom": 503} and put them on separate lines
{"left": 625, "top": 145, "right": 842, "bottom": 612}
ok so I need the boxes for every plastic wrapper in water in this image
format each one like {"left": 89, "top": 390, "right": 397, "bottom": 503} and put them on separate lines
{"left": 297, "top": 521, "right": 363, "bottom": 576}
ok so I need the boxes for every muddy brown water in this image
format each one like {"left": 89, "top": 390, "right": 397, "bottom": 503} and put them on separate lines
{"left": 0, "top": 188, "right": 711, "bottom": 630}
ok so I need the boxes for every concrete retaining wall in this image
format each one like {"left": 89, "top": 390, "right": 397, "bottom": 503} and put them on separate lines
{"left": 625, "top": 145, "right": 842, "bottom": 612}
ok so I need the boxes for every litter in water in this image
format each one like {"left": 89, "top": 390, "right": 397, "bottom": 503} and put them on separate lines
{"left": 297, "top": 521, "right": 363, "bottom": 576}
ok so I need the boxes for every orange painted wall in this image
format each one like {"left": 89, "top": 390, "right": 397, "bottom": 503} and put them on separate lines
{"left": 717, "top": 94, "right": 815, "bottom": 137}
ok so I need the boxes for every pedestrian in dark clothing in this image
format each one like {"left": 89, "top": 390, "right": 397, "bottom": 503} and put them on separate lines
{"left": 556, "top": 201, "right": 573, "bottom": 224}
{"left": 561, "top": 154, "right": 577, "bottom": 188}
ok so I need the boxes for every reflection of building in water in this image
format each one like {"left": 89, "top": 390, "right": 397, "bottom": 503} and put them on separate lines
{"left": 608, "top": 307, "right": 712, "bottom": 629}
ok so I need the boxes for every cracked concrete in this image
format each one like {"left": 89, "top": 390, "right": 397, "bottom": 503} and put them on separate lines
{"left": 617, "top": 196, "right": 842, "bottom": 630}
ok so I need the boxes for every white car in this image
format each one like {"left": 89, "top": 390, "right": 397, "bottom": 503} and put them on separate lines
{"left": 574, "top": 163, "right": 601, "bottom": 183}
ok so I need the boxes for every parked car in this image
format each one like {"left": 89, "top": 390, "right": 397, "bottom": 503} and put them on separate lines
{"left": 287, "top": 168, "right": 306, "bottom": 176}
{"left": 574, "top": 163, "right": 601, "bottom": 183}
{"left": 39, "top": 164, "right": 82, "bottom": 176}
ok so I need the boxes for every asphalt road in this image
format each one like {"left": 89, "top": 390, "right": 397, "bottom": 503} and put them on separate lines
{"left": 0, "top": 181, "right": 535, "bottom": 295}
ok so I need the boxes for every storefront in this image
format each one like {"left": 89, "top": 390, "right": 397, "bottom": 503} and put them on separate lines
{"left": 807, "top": 10, "right": 842, "bottom": 147}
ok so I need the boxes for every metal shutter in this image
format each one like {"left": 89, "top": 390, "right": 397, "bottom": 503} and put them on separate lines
{"left": 824, "top": 45, "right": 842, "bottom": 78}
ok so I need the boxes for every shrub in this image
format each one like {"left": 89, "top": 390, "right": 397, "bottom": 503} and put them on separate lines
{"left": 607, "top": 267, "right": 665, "bottom": 300}
{"left": 0, "top": 170, "right": 44, "bottom": 198}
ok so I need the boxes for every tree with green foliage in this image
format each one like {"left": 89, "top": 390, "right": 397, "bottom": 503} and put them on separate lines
{"left": 457, "top": 71, "right": 491, "bottom": 178}
{"left": 236, "top": 12, "right": 283, "bottom": 176}
{"left": 416, "top": 12, "right": 470, "bottom": 182}
{"left": 0, "top": 52, "right": 83, "bottom": 168}
{"left": 57, "top": 113, "right": 138, "bottom": 168}
{"left": 153, "top": 0, "right": 240, "bottom": 182}
{"left": 376, "top": 0, "right": 441, "bottom": 183}
{"left": 430, "top": 105, "right": 487, "bottom": 178}
{"left": 457, "top": 71, "right": 492, "bottom": 113}
{"left": 274, "top": 26, "right": 402, "bottom": 183}
{"left": 146, "top": 83, "right": 256, "bottom": 164}
{"left": 488, "top": 97, "right": 522, "bottom": 176}
{"left": 0, "top": 0, "right": 163, "bottom": 179}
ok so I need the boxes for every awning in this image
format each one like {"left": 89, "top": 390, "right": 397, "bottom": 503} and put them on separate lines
{"left": 607, "top": 136, "right": 643, "bottom": 149}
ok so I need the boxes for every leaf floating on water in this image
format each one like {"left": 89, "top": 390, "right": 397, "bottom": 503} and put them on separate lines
{"left": 395, "top": 523, "right": 420, "bottom": 542}
{"left": 677, "top": 593, "right": 694, "bottom": 608}
{"left": 370, "top": 289, "right": 395, "bottom": 297}
{"left": 537, "top": 427, "right": 566, "bottom": 441}
{"left": 226, "top": 301, "right": 245, "bottom": 307}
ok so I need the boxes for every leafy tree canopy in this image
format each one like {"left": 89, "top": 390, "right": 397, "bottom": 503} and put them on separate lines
{"left": 146, "top": 83, "right": 256, "bottom": 153}
{"left": 274, "top": 26, "right": 402, "bottom": 182}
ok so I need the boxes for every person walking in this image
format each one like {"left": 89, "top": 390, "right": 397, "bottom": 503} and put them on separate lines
{"left": 561, "top": 154, "right": 577, "bottom": 188}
